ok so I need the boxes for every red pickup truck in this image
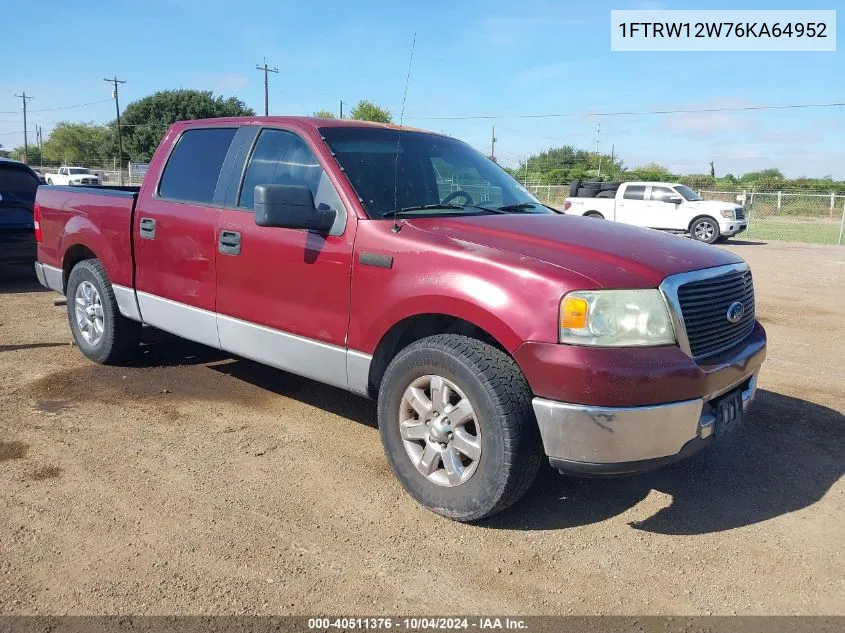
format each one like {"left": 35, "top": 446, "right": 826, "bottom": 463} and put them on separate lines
{"left": 34, "top": 117, "right": 766, "bottom": 521}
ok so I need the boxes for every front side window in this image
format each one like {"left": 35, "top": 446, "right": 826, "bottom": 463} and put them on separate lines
{"left": 623, "top": 185, "right": 646, "bottom": 200}
{"left": 158, "top": 127, "right": 237, "bottom": 204}
{"left": 238, "top": 129, "right": 342, "bottom": 215}
{"left": 649, "top": 186, "right": 675, "bottom": 202}
{"left": 320, "top": 127, "right": 550, "bottom": 219}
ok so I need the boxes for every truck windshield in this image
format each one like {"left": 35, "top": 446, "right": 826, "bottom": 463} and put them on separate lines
{"left": 675, "top": 185, "right": 703, "bottom": 201}
{"left": 320, "top": 127, "right": 550, "bottom": 219}
{"left": 68, "top": 168, "right": 91, "bottom": 175}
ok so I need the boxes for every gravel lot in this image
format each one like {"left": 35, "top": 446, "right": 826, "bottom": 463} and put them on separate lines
{"left": 1, "top": 241, "right": 843, "bottom": 615}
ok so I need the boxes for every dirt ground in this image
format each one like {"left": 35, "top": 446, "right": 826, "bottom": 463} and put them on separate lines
{"left": 1, "top": 240, "right": 843, "bottom": 616}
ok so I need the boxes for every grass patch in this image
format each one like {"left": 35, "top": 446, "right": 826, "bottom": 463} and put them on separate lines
{"left": 747, "top": 218, "right": 843, "bottom": 245}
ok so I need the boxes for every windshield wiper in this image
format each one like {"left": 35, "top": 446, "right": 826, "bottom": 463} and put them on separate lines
{"left": 392, "top": 204, "right": 508, "bottom": 217}
{"left": 495, "top": 203, "right": 538, "bottom": 212}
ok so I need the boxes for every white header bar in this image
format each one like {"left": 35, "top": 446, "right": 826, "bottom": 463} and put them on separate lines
{"left": 611, "top": 10, "right": 836, "bottom": 52}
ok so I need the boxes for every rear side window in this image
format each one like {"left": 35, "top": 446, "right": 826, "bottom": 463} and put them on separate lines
{"left": 623, "top": 185, "right": 646, "bottom": 200}
{"left": 0, "top": 166, "right": 39, "bottom": 201}
{"left": 158, "top": 128, "right": 237, "bottom": 204}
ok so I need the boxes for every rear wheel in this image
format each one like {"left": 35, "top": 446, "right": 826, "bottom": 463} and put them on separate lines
{"left": 377, "top": 334, "right": 542, "bottom": 522}
{"left": 584, "top": 211, "right": 605, "bottom": 219}
{"left": 66, "top": 259, "right": 140, "bottom": 364}
{"left": 690, "top": 217, "right": 720, "bottom": 244}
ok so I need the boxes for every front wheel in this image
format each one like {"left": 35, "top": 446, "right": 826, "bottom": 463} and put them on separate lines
{"left": 691, "top": 217, "right": 720, "bottom": 244}
{"left": 66, "top": 259, "right": 140, "bottom": 364}
{"left": 377, "top": 334, "right": 542, "bottom": 521}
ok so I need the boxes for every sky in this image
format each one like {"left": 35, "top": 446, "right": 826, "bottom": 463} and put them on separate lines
{"left": 1, "top": 0, "right": 843, "bottom": 178}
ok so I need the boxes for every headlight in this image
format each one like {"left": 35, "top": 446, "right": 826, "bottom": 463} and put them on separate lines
{"left": 720, "top": 209, "right": 735, "bottom": 219}
{"left": 559, "top": 289, "right": 675, "bottom": 346}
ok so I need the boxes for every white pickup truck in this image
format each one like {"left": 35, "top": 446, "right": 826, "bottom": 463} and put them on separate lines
{"left": 563, "top": 181, "right": 746, "bottom": 244}
{"left": 45, "top": 166, "right": 101, "bottom": 186}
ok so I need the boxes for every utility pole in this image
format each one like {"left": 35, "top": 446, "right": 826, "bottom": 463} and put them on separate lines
{"left": 339, "top": 100, "right": 344, "bottom": 119}
{"left": 14, "top": 92, "right": 34, "bottom": 163}
{"left": 37, "top": 125, "right": 43, "bottom": 167}
{"left": 490, "top": 125, "right": 497, "bottom": 162}
{"left": 595, "top": 122, "right": 602, "bottom": 178}
{"left": 255, "top": 59, "right": 279, "bottom": 116}
{"left": 104, "top": 76, "right": 126, "bottom": 185}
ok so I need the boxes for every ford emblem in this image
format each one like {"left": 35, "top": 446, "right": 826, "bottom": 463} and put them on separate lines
{"left": 726, "top": 301, "right": 745, "bottom": 323}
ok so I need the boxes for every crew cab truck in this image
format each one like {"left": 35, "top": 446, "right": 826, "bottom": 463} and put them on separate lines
{"left": 34, "top": 117, "right": 766, "bottom": 521}
{"left": 564, "top": 181, "right": 747, "bottom": 244}
{"left": 45, "top": 166, "right": 101, "bottom": 186}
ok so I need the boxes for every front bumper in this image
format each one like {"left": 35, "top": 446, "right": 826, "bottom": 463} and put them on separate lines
{"left": 534, "top": 372, "right": 758, "bottom": 476}
{"left": 720, "top": 220, "right": 747, "bottom": 237}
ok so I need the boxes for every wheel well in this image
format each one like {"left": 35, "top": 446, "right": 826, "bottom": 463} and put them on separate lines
{"left": 366, "top": 314, "right": 507, "bottom": 399}
{"left": 62, "top": 244, "right": 97, "bottom": 292}
{"left": 688, "top": 214, "right": 717, "bottom": 232}
{"left": 584, "top": 211, "right": 604, "bottom": 218}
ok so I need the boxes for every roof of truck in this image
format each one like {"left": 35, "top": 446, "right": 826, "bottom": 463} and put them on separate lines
{"left": 177, "top": 116, "right": 442, "bottom": 136}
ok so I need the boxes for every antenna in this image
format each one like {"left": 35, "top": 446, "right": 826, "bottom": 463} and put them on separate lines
{"left": 391, "top": 33, "right": 417, "bottom": 234}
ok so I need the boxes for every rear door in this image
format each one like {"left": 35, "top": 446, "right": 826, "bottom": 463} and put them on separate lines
{"left": 214, "top": 126, "right": 355, "bottom": 389}
{"left": 614, "top": 184, "right": 648, "bottom": 225}
{"left": 133, "top": 126, "right": 238, "bottom": 348}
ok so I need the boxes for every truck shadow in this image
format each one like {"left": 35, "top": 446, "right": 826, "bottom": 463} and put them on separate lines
{"left": 0, "top": 264, "right": 49, "bottom": 294}
{"left": 485, "top": 389, "right": 844, "bottom": 534}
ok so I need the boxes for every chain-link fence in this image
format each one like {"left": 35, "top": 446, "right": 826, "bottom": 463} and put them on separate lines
{"left": 697, "top": 190, "right": 845, "bottom": 245}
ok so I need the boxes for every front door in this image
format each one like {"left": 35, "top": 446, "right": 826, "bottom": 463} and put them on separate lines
{"left": 646, "top": 185, "right": 686, "bottom": 229}
{"left": 215, "top": 127, "right": 356, "bottom": 389}
{"left": 133, "top": 126, "right": 239, "bottom": 348}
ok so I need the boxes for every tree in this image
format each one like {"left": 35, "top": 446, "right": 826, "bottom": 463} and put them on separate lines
{"left": 312, "top": 110, "right": 336, "bottom": 119}
{"left": 10, "top": 144, "right": 42, "bottom": 165}
{"left": 41, "top": 122, "right": 112, "bottom": 165}
{"left": 349, "top": 100, "right": 392, "bottom": 123}
{"left": 120, "top": 90, "right": 254, "bottom": 161}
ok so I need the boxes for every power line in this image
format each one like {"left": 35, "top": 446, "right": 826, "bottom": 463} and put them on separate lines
{"left": 0, "top": 98, "right": 111, "bottom": 115}
{"left": 406, "top": 101, "right": 845, "bottom": 121}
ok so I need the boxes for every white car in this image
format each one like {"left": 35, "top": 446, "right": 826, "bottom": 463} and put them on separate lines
{"left": 45, "top": 166, "right": 101, "bottom": 186}
{"left": 563, "top": 181, "right": 747, "bottom": 244}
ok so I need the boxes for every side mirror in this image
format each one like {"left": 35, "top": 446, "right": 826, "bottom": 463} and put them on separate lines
{"left": 253, "top": 184, "right": 336, "bottom": 233}
{"left": 668, "top": 196, "right": 683, "bottom": 205}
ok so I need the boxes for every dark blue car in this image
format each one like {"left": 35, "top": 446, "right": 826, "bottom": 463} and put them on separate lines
{"left": 0, "top": 158, "right": 40, "bottom": 265}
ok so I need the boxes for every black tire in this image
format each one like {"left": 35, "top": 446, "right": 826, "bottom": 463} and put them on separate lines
{"left": 690, "top": 216, "right": 720, "bottom": 244}
{"left": 66, "top": 259, "right": 141, "bottom": 364}
{"left": 569, "top": 179, "right": 582, "bottom": 197}
{"left": 584, "top": 211, "right": 605, "bottom": 219}
{"left": 595, "top": 190, "right": 615, "bottom": 199}
{"left": 377, "top": 334, "right": 542, "bottom": 522}
{"left": 46, "top": 178, "right": 52, "bottom": 185}
{"left": 576, "top": 187, "right": 599, "bottom": 197}
{"left": 599, "top": 181, "right": 621, "bottom": 191}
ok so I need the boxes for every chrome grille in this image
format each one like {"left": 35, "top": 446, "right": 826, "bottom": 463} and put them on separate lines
{"left": 677, "top": 268, "right": 755, "bottom": 358}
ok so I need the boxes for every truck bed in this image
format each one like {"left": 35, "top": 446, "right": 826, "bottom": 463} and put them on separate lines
{"left": 35, "top": 185, "right": 140, "bottom": 290}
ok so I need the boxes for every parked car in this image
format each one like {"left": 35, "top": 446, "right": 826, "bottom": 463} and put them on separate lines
{"left": 33, "top": 117, "right": 766, "bottom": 521}
{"left": 30, "top": 168, "right": 47, "bottom": 184}
{"left": 0, "top": 158, "right": 39, "bottom": 265}
{"left": 563, "top": 180, "right": 747, "bottom": 243}
{"left": 45, "top": 166, "right": 101, "bottom": 186}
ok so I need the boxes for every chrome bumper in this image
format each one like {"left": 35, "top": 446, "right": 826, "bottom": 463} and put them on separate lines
{"left": 34, "top": 262, "right": 64, "bottom": 294}
{"left": 533, "top": 373, "right": 757, "bottom": 470}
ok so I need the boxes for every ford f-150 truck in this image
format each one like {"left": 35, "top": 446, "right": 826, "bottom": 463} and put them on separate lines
{"left": 34, "top": 117, "right": 766, "bottom": 521}
{"left": 564, "top": 181, "right": 747, "bottom": 244}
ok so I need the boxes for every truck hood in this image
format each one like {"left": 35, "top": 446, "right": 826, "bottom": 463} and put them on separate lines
{"left": 687, "top": 199, "right": 741, "bottom": 211}
{"left": 407, "top": 213, "right": 743, "bottom": 289}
